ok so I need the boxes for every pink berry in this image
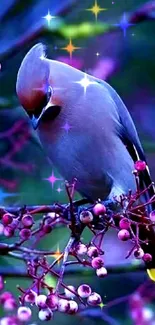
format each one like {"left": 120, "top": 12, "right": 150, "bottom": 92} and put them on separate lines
{"left": 3, "top": 298, "right": 16, "bottom": 311}
{"left": 91, "top": 257, "right": 104, "bottom": 269}
{"left": 76, "top": 243, "right": 87, "bottom": 255}
{"left": 46, "top": 294, "right": 58, "bottom": 310}
{"left": 2, "top": 213, "right": 13, "bottom": 226}
{"left": 87, "top": 292, "right": 102, "bottom": 306}
{"left": 22, "top": 215, "right": 33, "bottom": 228}
{"left": 133, "top": 248, "right": 144, "bottom": 259}
{"left": 64, "top": 285, "right": 76, "bottom": 299}
{"left": 87, "top": 246, "right": 99, "bottom": 258}
{"left": 67, "top": 300, "right": 78, "bottom": 314}
{"left": 19, "top": 228, "right": 31, "bottom": 240}
{"left": 0, "top": 291, "right": 12, "bottom": 304}
{"left": 134, "top": 160, "right": 146, "bottom": 171}
{"left": 77, "top": 284, "right": 92, "bottom": 298}
{"left": 35, "top": 294, "right": 47, "bottom": 308}
{"left": 150, "top": 210, "right": 155, "bottom": 222}
{"left": 0, "top": 275, "right": 4, "bottom": 290}
{"left": 93, "top": 203, "right": 106, "bottom": 216}
{"left": 118, "top": 229, "right": 130, "bottom": 241}
{"left": 58, "top": 299, "right": 70, "bottom": 312}
{"left": 25, "top": 290, "right": 37, "bottom": 303}
{"left": 3, "top": 226, "right": 14, "bottom": 237}
{"left": 96, "top": 267, "right": 107, "bottom": 277}
{"left": 142, "top": 253, "right": 152, "bottom": 263}
{"left": 17, "top": 306, "right": 32, "bottom": 321}
{"left": 119, "top": 218, "right": 130, "bottom": 230}
{"left": 38, "top": 308, "right": 53, "bottom": 321}
{"left": 80, "top": 211, "right": 93, "bottom": 224}
{"left": 42, "top": 224, "right": 52, "bottom": 234}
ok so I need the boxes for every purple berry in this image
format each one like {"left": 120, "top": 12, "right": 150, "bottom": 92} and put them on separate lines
{"left": 134, "top": 160, "right": 146, "bottom": 171}
{"left": 22, "top": 214, "right": 33, "bottom": 228}
{"left": 77, "top": 284, "right": 92, "bottom": 298}
{"left": 19, "top": 228, "right": 31, "bottom": 240}
{"left": 119, "top": 218, "right": 130, "bottom": 230}
{"left": 118, "top": 229, "right": 130, "bottom": 241}
{"left": 91, "top": 257, "right": 104, "bottom": 269}
{"left": 93, "top": 203, "right": 106, "bottom": 216}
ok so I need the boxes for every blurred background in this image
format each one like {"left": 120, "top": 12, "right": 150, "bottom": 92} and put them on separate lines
{"left": 0, "top": 0, "right": 155, "bottom": 324}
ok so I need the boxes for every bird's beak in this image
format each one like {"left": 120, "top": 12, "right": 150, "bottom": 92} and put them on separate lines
{"left": 31, "top": 100, "right": 54, "bottom": 130}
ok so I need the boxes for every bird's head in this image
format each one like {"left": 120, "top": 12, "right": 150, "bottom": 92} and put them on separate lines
{"left": 16, "top": 43, "right": 58, "bottom": 129}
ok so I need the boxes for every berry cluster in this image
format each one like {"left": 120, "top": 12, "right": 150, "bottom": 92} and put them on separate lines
{"left": 0, "top": 160, "right": 155, "bottom": 323}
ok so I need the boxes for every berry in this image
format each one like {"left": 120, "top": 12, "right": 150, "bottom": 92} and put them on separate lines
{"left": 38, "top": 308, "right": 53, "bottom": 321}
{"left": 0, "top": 275, "right": 4, "bottom": 290}
{"left": 133, "top": 248, "right": 144, "bottom": 259}
{"left": 119, "top": 218, "right": 130, "bottom": 230}
{"left": 93, "top": 203, "right": 106, "bottom": 216}
{"left": 67, "top": 300, "right": 78, "bottom": 314}
{"left": 134, "top": 160, "right": 146, "bottom": 171}
{"left": 150, "top": 210, "right": 155, "bottom": 222}
{"left": 80, "top": 211, "right": 93, "bottom": 224}
{"left": 142, "top": 253, "right": 152, "bottom": 263}
{"left": 42, "top": 224, "right": 52, "bottom": 234}
{"left": 46, "top": 294, "right": 58, "bottom": 310}
{"left": 87, "top": 292, "right": 102, "bottom": 306}
{"left": 25, "top": 290, "right": 37, "bottom": 303}
{"left": 3, "top": 226, "right": 14, "bottom": 238}
{"left": 77, "top": 284, "right": 92, "bottom": 298}
{"left": 91, "top": 257, "right": 104, "bottom": 269}
{"left": 19, "top": 228, "right": 31, "bottom": 240}
{"left": 87, "top": 246, "right": 99, "bottom": 258}
{"left": 118, "top": 229, "right": 130, "bottom": 241}
{"left": 3, "top": 298, "right": 16, "bottom": 310}
{"left": 76, "top": 243, "right": 87, "bottom": 255}
{"left": 22, "top": 215, "right": 33, "bottom": 228}
{"left": 96, "top": 267, "right": 107, "bottom": 277}
{"left": 2, "top": 214, "right": 13, "bottom": 226}
{"left": 64, "top": 285, "right": 76, "bottom": 299}
{"left": 58, "top": 299, "right": 70, "bottom": 312}
{"left": 35, "top": 294, "right": 47, "bottom": 308}
{"left": 17, "top": 306, "right": 32, "bottom": 321}
{"left": 0, "top": 291, "right": 12, "bottom": 304}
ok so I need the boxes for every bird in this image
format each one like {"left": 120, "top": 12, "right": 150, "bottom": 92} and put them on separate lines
{"left": 16, "top": 43, "right": 155, "bottom": 279}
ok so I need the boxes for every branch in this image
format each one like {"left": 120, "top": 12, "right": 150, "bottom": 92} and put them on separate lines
{"left": 0, "top": 262, "right": 145, "bottom": 278}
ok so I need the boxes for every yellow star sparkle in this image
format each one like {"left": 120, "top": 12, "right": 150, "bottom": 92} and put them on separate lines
{"left": 61, "top": 39, "right": 81, "bottom": 59}
{"left": 51, "top": 245, "right": 63, "bottom": 265}
{"left": 86, "top": 0, "right": 107, "bottom": 21}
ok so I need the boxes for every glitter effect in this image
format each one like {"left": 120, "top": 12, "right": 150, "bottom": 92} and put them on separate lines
{"left": 114, "top": 12, "right": 134, "bottom": 37}
{"left": 61, "top": 121, "right": 72, "bottom": 133}
{"left": 61, "top": 39, "right": 81, "bottom": 59}
{"left": 75, "top": 73, "right": 97, "bottom": 95}
{"left": 44, "top": 171, "right": 62, "bottom": 189}
{"left": 51, "top": 245, "right": 63, "bottom": 265}
{"left": 43, "top": 10, "right": 56, "bottom": 26}
{"left": 86, "top": 0, "right": 107, "bottom": 21}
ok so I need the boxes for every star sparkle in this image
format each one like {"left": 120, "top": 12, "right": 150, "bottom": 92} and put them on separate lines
{"left": 75, "top": 73, "right": 97, "bottom": 95}
{"left": 61, "top": 121, "right": 72, "bottom": 133}
{"left": 57, "top": 187, "right": 63, "bottom": 193}
{"left": 114, "top": 12, "right": 134, "bottom": 37}
{"left": 51, "top": 245, "right": 63, "bottom": 265}
{"left": 44, "top": 171, "right": 62, "bottom": 189}
{"left": 43, "top": 10, "right": 56, "bottom": 26}
{"left": 61, "top": 39, "right": 81, "bottom": 59}
{"left": 86, "top": 0, "right": 107, "bottom": 21}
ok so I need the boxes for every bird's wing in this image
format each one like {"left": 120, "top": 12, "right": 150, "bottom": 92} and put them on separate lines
{"left": 97, "top": 79, "right": 155, "bottom": 206}
{"left": 96, "top": 80, "right": 155, "bottom": 274}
